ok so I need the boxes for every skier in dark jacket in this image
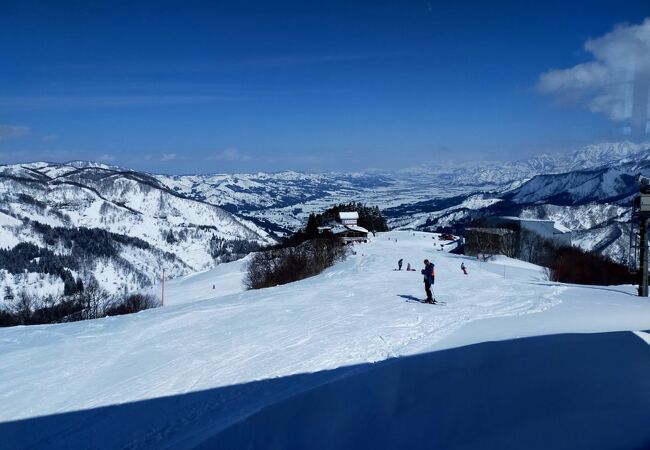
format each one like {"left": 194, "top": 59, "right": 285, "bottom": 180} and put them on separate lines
{"left": 398, "top": 258, "right": 403, "bottom": 271}
{"left": 421, "top": 259, "right": 435, "bottom": 303}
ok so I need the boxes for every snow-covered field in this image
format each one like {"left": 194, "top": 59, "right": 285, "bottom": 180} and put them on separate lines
{"left": 1, "top": 231, "right": 650, "bottom": 448}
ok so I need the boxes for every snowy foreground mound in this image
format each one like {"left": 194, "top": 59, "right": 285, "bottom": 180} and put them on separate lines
{"left": 2, "top": 231, "right": 650, "bottom": 449}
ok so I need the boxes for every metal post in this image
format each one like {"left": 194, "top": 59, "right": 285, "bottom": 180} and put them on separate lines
{"left": 161, "top": 269, "right": 165, "bottom": 306}
{"left": 640, "top": 219, "right": 649, "bottom": 297}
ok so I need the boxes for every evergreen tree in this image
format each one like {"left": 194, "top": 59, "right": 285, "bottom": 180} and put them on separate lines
{"left": 76, "top": 277, "right": 84, "bottom": 293}
{"left": 305, "top": 213, "right": 320, "bottom": 237}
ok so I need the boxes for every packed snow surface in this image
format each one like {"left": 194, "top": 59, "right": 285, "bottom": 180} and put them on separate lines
{"left": 2, "top": 231, "right": 650, "bottom": 445}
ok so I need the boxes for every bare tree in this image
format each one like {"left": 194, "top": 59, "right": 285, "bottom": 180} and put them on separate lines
{"left": 500, "top": 232, "right": 517, "bottom": 258}
{"left": 466, "top": 228, "right": 513, "bottom": 261}
{"left": 14, "top": 290, "right": 33, "bottom": 324}
{"left": 79, "top": 277, "right": 109, "bottom": 319}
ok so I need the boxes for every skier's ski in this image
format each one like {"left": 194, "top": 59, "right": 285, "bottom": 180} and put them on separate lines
{"left": 398, "top": 294, "right": 445, "bottom": 305}
{"left": 404, "top": 299, "right": 445, "bottom": 305}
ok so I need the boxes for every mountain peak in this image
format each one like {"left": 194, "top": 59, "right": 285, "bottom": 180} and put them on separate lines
{"left": 568, "top": 142, "right": 650, "bottom": 167}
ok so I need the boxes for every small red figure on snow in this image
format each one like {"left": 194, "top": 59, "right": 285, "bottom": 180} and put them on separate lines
{"left": 461, "top": 262, "right": 468, "bottom": 275}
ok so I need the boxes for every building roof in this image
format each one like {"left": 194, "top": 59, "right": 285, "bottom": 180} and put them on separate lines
{"left": 498, "top": 215, "right": 571, "bottom": 234}
{"left": 498, "top": 216, "right": 553, "bottom": 224}
{"left": 338, "top": 211, "right": 359, "bottom": 220}
{"left": 345, "top": 225, "right": 368, "bottom": 233}
{"left": 331, "top": 225, "right": 348, "bottom": 234}
{"left": 466, "top": 227, "right": 514, "bottom": 236}
{"left": 332, "top": 224, "right": 369, "bottom": 235}
{"left": 553, "top": 223, "right": 571, "bottom": 234}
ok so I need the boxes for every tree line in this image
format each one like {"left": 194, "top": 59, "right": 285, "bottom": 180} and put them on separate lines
{"left": 464, "top": 220, "right": 635, "bottom": 286}
{"left": 209, "top": 236, "right": 261, "bottom": 262}
{"left": 306, "top": 203, "right": 388, "bottom": 235}
{"left": 0, "top": 282, "right": 159, "bottom": 327}
{"left": 245, "top": 233, "right": 346, "bottom": 289}
{"left": 31, "top": 221, "right": 150, "bottom": 257}
{"left": 0, "top": 220, "right": 153, "bottom": 296}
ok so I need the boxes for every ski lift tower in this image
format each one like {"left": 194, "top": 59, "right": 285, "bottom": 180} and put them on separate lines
{"left": 632, "top": 176, "right": 650, "bottom": 296}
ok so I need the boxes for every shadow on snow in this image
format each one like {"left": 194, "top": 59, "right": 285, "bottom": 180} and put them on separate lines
{"left": 3, "top": 331, "right": 650, "bottom": 449}
{"left": 397, "top": 294, "right": 423, "bottom": 302}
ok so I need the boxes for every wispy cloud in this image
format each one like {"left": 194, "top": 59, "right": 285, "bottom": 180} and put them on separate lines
{"left": 207, "top": 148, "right": 251, "bottom": 162}
{"left": 0, "top": 53, "right": 388, "bottom": 76}
{"left": 98, "top": 154, "right": 117, "bottom": 163}
{"left": 160, "top": 153, "right": 178, "bottom": 161}
{"left": 41, "top": 134, "right": 59, "bottom": 142}
{"left": 0, "top": 124, "right": 30, "bottom": 141}
{"left": 0, "top": 95, "right": 229, "bottom": 111}
{"left": 537, "top": 18, "right": 650, "bottom": 130}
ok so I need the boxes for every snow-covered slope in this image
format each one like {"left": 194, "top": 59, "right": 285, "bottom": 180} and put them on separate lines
{"left": 507, "top": 167, "right": 637, "bottom": 205}
{"left": 1, "top": 231, "right": 649, "bottom": 449}
{"left": 0, "top": 163, "right": 272, "bottom": 298}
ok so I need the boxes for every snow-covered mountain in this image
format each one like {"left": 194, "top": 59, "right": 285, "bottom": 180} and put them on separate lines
{"left": 506, "top": 167, "right": 637, "bottom": 205}
{"left": 383, "top": 143, "right": 650, "bottom": 263}
{"left": 0, "top": 162, "right": 272, "bottom": 299}
{"left": 1, "top": 140, "right": 647, "bottom": 302}
{"left": 152, "top": 141, "right": 649, "bottom": 234}
{"left": 394, "top": 141, "right": 650, "bottom": 190}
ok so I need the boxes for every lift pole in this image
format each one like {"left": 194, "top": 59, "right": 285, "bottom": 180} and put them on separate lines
{"left": 161, "top": 269, "right": 165, "bottom": 306}
{"left": 640, "top": 218, "right": 648, "bottom": 297}
{"left": 635, "top": 176, "right": 650, "bottom": 297}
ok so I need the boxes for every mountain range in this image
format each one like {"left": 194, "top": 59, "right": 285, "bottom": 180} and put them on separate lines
{"left": 0, "top": 141, "right": 648, "bottom": 302}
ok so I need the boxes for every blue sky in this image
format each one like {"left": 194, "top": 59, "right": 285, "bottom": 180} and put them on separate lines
{"left": 0, "top": 0, "right": 648, "bottom": 173}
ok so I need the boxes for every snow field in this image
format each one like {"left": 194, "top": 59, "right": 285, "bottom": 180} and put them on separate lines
{"left": 0, "top": 231, "right": 567, "bottom": 422}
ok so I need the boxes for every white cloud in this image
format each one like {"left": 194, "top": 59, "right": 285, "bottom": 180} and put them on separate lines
{"left": 97, "top": 154, "right": 116, "bottom": 163}
{"left": 42, "top": 134, "right": 59, "bottom": 142}
{"left": 207, "top": 148, "right": 251, "bottom": 162}
{"left": 160, "top": 153, "right": 177, "bottom": 161}
{"left": 0, "top": 125, "right": 30, "bottom": 141}
{"left": 538, "top": 18, "right": 650, "bottom": 124}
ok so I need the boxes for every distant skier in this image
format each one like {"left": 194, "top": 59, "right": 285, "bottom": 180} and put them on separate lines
{"left": 398, "top": 259, "right": 403, "bottom": 271}
{"left": 421, "top": 259, "right": 435, "bottom": 303}
{"left": 461, "top": 262, "right": 468, "bottom": 275}
{"left": 406, "top": 262, "right": 412, "bottom": 271}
